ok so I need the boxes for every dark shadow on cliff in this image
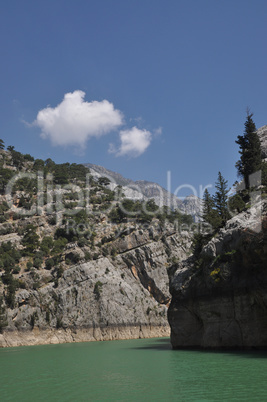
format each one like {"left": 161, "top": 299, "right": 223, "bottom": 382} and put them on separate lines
{"left": 130, "top": 338, "right": 172, "bottom": 351}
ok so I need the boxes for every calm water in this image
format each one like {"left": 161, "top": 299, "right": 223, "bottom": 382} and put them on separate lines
{"left": 0, "top": 337, "right": 267, "bottom": 401}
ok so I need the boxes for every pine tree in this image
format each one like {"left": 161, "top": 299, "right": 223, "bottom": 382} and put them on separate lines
{"left": 213, "top": 171, "right": 230, "bottom": 227}
{"left": 203, "top": 189, "right": 215, "bottom": 225}
{"left": 0, "top": 139, "right": 4, "bottom": 150}
{"left": 235, "top": 112, "right": 262, "bottom": 189}
{"left": 202, "top": 189, "right": 221, "bottom": 231}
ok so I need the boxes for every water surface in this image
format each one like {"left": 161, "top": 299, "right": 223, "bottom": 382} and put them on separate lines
{"left": 0, "top": 338, "right": 267, "bottom": 401}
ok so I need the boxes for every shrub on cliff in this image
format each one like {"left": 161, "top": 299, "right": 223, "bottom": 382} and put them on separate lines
{"left": 94, "top": 281, "right": 103, "bottom": 300}
{"left": 21, "top": 225, "right": 40, "bottom": 256}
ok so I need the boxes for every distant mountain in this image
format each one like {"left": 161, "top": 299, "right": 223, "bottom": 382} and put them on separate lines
{"left": 179, "top": 194, "right": 203, "bottom": 217}
{"left": 84, "top": 125, "right": 267, "bottom": 221}
{"left": 84, "top": 163, "right": 203, "bottom": 221}
{"left": 84, "top": 163, "right": 132, "bottom": 187}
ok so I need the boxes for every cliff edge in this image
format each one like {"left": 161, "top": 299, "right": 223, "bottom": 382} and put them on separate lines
{"left": 168, "top": 199, "right": 267, "bottom": 348}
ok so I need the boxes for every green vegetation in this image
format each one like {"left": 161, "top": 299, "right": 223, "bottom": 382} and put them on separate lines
{"left": 45, "top": 258, "right": 55, "bottom": 270}
{"left": 236, "top": 112, "right": 262, "bottom": 190}
{"left": 98, "top": 176, "right": 111, "bottom": 186}
{"left": 202, "top": 189, "right": 220, "bottom": 230}
{"left": 0, "top": 297, "right": 7, "bottom": 333}
{"left": 201, "top": 171, "right": 230, "bottom": 236}
{"left": 158, "top": 205, "right": 193, "bottom": 227}
{"left": 93, "top": 281, "right": 103, "bottom": 300}
{"left": 10, "top": 150, "right": 24, "bottom": 169}
{"left": 193, "top": 112, "right": 267, "bottom": 276}
{"left": 21, "top": 225, "right": 40, "bottom": 256}
{"left": 65, "top": 252, "right": 80, "bottom": 265}
{"left": 228, "top": 193, "right": 246, "bottom": 214}
{"left": 53, "top": 162, "right": 88, "bottom": 184}
{"left": 23, "top": 153, "right": 34, "bottom": 162}
{"left": 40, "top": 236, "right": 54, "bottom": 255}
{"left": 108, "top": 198, "right": 193, "bottom": 226}
{"left": 1, "top": 248, "right": 21, "bottom": 309}
{"left": 213, "top": 172, "right": 230, "bottom": 227}
{"left": 0, "top": 201, "right": 9, "bottom": 223}
{"left": 0, "top": 242, "right": 21, "bottom": 274}
{"left": 0, "top": 167, "right": 14, "bottom": 194}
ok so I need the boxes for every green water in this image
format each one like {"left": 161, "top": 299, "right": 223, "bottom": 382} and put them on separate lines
{"left": 0, "top": 338, "right": 267, "bottom": 401}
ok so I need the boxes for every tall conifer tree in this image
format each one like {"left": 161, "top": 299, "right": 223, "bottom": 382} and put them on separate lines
{"left": 235, "top": 112, "right": 262, "bottom": 189}
{"left": 202, "top": 188, "right": 221, "bottom": 231}
{"left": 213, "top": 171, "right": 230, "bottom": 227}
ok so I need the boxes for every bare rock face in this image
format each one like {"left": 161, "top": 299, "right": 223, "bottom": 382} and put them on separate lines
{"left": 0, "top": 149, "right": 194, "bottom": 347}
{"left": 0, "top": 229, "right": 191, "bottom": 347}
{"left": 179, "top": 195, "right": 203, "bottom": 222}
{"left": 257, "top": 125, "right": 267, "bottom": 160}
{"left": 168, "top": 200, "right": 267, "bottom": 348}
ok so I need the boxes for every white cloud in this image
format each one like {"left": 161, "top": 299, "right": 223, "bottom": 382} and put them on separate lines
{"left": 109, "top": 126, "right": 152, "bottom": 157}
{"left": 33, "top": 90, "right": 123, "bottom": 147}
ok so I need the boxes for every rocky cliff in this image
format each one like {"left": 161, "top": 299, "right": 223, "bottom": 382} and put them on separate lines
{"left": 0, "top": 147, "right": 194, "bottom": 347}
{"left": 0, "top": 227, "right": 192, "bottom": 347}
{"left": 168, "top": 199, "right": 267, "bottom": 348}
{"left": 257, "top": 125, "right": 267, "bottom": 160}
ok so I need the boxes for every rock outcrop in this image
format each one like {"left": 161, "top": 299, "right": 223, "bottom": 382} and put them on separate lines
{"left": 257, "top": 125, "right": 267, "bottom": 160}
{"left": 168, "top": 200, "right": 267, "bottom": 348}
{"left": 0, "top": 228, "right": 191, "bottom": 347}
{"left": 0, "top": 147, "right": 196, "bottom": 347}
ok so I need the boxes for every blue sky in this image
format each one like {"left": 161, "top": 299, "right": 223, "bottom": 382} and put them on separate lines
{"left": 1, "top": 0, "right": 267, "bottom": 197}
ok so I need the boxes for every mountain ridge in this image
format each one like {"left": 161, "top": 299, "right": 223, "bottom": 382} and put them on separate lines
{"left": 84, "top": 162, "right": 203, "bottom": 221}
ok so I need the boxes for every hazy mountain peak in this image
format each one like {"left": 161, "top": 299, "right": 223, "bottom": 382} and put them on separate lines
{"left": 84, "top": 162, "right": 203, "bottom": 220}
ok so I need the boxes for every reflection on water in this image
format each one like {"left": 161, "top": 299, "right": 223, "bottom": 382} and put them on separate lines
{"left": 0, "top": 338, "right": 267, "bottom": 401}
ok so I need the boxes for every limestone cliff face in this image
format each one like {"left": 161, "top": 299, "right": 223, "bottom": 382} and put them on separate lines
{"left": 168, "top": 200, "right": 267, "bottom": 348}
{"left": 0, "top": 147, "right": 196, "bottom": 347}
{"left": 257, "top": 125, "right": 267, "bottom": 160}
{"left": 0, "top": 228, "right": 191, "bottom": 347}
